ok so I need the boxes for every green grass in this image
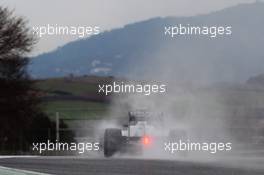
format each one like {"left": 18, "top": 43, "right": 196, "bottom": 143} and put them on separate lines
{"left": 36, "top": 78, "right": 98, "bottom": 96}
{"left": 35, "top": 77, "right": 111, "bottom": 121}
{"left": 42, "top": 100, "right": 109, "bottom": 120}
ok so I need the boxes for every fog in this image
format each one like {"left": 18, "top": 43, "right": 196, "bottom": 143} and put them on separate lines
{"left": 94, "top": 36, "right": 262, "bottom": 162}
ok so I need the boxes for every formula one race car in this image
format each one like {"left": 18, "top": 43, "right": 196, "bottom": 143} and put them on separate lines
{"left": 103, "top": 110, "right": 187, "bottom": 157}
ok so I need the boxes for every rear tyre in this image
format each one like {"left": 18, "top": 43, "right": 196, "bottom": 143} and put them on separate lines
{"left": 104, "top": 128, "right": 122, "bottom": 157}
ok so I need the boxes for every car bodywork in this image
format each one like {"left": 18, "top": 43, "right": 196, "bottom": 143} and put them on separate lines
{"left": 103, "top": 110, "right": 186, "bottom": 157}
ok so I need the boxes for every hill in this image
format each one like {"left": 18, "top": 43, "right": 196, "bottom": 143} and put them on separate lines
{"left": 30, "top": 2, "right": 264, "bottom": 84}
{"left": 247, "top": 74, "right": 264, "bottom": 87}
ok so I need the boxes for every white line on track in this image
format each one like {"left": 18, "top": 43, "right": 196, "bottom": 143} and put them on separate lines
{"left": 0, "top": 166, "right": 53, "bottom": 175}
{"left": 0, "top": 156, "right": 39, "bottom": 159}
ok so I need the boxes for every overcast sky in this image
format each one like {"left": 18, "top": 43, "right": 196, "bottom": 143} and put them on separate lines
{"left": 1, "top": 0, "right": 254, "bottom": 55}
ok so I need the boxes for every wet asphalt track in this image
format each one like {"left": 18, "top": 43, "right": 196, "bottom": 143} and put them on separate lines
{"left": 0, "top": 157, "right": 264, "bottom": 175}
